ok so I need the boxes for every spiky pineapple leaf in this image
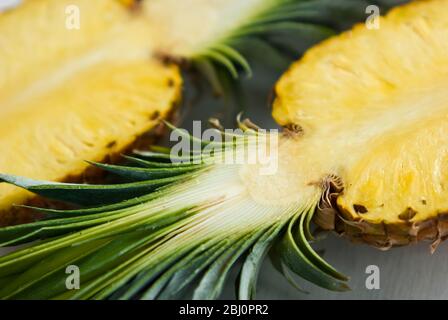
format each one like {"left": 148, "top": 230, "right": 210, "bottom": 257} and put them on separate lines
{"left": 0, "top": 238, "right": 110, "bottom": 299}
{"left": 137, "top": 241, "right": 224, "bottom": 300}
{"left": 193, "top": 231, "right": 266, "bottom": 300}
{"left": 294, "top": 208, "right": 348, "bottom": 281}
{"left": 155, "top": 240, "right": 231, "bottom": 300}
{"left": 0, "top": 170, "right": 204, "bottom": 206}
{"left": 11, "top": 231, "right": 147, "bottom": 299}
{"left": 86, "top": 161, "right": 204, "bottom": 181}
{"left": 237, "top": 223, "right": 285, "bottom": 300}
{"left": 276, "top": 211, "right": 349, "bottom": 292}
{"left": 122, "top": 155, "right": 203, "bottom": 168}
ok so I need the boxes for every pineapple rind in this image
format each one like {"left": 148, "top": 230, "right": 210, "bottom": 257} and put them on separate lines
{"left": 317, "top": 194, "right": 448, "bottom": 250}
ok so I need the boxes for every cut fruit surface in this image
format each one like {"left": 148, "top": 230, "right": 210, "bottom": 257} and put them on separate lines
{"left": 272, "top": 0, "right": 448, "bottom": 244}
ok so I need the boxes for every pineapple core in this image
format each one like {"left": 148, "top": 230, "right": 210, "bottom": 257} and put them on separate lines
{"left": 272, "top": 0, "right": 448, "bottom": 226}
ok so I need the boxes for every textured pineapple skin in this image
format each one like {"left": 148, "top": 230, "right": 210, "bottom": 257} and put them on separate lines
{"left": 273, "top": 0, "right": 448, "bottom": 248}
{"left": 315, "top": 192, "right": 448, "bottom": 251}
{"left": 0, "top": 0, "right": 182, "bottom": 225}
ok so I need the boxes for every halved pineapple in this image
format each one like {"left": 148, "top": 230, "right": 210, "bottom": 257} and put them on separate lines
{"left": 273, "top": 0, "right": 448, "bottom": 248}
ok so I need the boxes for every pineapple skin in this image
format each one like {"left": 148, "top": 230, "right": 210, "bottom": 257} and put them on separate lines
{"left": 272, "top": 0, "right": 448, "bottom": 249}
{"left": 317, "top": 204, "right": 448, "bottom": 251}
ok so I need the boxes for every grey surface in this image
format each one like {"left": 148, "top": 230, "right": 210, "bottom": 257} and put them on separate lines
{"left": 227, "top": 234, "right": 448, "bottom": 300}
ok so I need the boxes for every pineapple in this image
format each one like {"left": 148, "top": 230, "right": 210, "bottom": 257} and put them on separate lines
{"left": 0, "top": 0, "right": 434, "bottom": 299}
{"left": 0, "top": 0, "right": 354, "bottom": 225}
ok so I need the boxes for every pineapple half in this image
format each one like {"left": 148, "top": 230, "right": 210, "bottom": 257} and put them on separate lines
{"left": 0, "top": 0, "right": 441, "bottom": 299}
{"left": 0, "top": 0, "right": 344, "bottom": 225}
{"left": 0, "top": 0, "right": 182, "bottom": 225}
{"left": 273, "top": 0, "right": 448, "bottom": 249}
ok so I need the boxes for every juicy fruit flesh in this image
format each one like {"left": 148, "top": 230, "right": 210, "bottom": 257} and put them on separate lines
{"left": 339, "top": 111, "right": 448, "bottom": 224}
{"left": 0, "top": 0, "right": 182, "bottom": 221}
{"left": 271, "top": 0, "right": 448, "bottom": 225}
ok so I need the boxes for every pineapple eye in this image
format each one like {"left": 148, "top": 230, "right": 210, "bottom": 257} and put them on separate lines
{"left": 398, "top": 207, "right": 417, "bottom": 221}
{"left": 353, "top": 204, "right": 368, "bottom": 214}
